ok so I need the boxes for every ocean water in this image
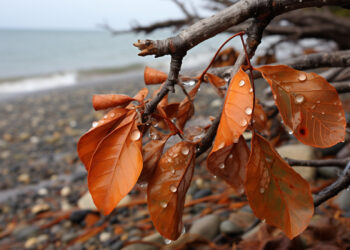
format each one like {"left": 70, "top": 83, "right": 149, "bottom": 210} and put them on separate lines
{"left": 0, "top": 29, "right": 238, "bottom": 94}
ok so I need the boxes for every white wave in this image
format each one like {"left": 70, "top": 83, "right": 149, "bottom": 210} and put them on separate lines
{"left": 0, "top": 72, "right": 77, "bottom": 94}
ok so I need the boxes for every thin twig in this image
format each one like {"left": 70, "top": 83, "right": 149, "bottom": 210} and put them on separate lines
{"left": 286, "top": 158, "right": 349, "bottom": 167}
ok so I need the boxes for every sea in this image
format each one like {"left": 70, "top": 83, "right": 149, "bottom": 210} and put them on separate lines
{"left": 0, "top": 28, "right": 244, "bottom": 96}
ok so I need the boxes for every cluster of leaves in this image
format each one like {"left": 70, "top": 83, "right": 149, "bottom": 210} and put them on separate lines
{"left": 77, "top": 36, "right": 346, "bottom": 241}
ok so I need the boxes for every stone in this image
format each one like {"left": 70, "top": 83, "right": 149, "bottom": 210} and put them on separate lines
{"left": 193, "top": 189, "right": 212, "bottom": 200}
{"left": 61, "top": 186, "right": 71, "bottom": 197}
{"left": 37, "top": 188, "right": 48, "bottom": 196}
{"left": 189, "top": 214, "right": 220, "bottom": 240}
{"left": 69, "top": 209, "right": 91, "bottom": 224}
{"left": 25, "top": 237, "right": 37, "bottom": 249}
{"left": 99, "top": 232, "right": 111, "bottom": 242}
{"left": 277, "top": 144, "right": 316, "bottom": 181}
{"left": 117, "top": 195, "right": 132, "bottom": 207}
{"left": 77, "top": 192, "right": 97, "bottom": 211}
{"left": 18, "top": 173, "right": 30, "bottom": 184}
{"left": 220, "top": 220, "right": 244, "bottom": 234}
{"left": 31, "top": 203, "right": 50, "bottom": 214}
{"left": 14, "top": 225, "right": 40, "bottom": 240}
{"left": 36, "top": 234, "right": 49, "bottom": 244}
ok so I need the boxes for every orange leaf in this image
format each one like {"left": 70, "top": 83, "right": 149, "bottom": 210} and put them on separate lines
{"left": 147, "top": 141, "right": 195, "bottom": 240}
{"left": 205, "top": 73, "right": 226, "bottom": 98}
{"left": 245, "top": 132, "right": 314, "bottom": 239}
{"left": 138, "top": 135, "right": 170, "bottom": 183}
{"left": 256, "top": 65, "right": 346, "bottom": 148}
{"left": 88, "top": 111, "right": 143, "bottom": 215}
{"left": 77, "top": 108, "right": 128, "bottom": 171}
{"left": 133, "top": 87, "right": 148, "bottom": 104}
{"left": 207, "top": 136, "right": 249, "bottom": 193}
{"left": 212, "top": 67, "right": 253, "bottom": 151}
{"left": 253, "top": 100, "right": 270, "bottom": 136}
{"left": 144, "top": 66, "right": 168, "bottom": 85}
{"left": 92, "top": 94, "right": 135, "bottom": 110}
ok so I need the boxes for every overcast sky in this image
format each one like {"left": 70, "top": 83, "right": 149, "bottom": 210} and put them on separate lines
{"left": 0, "top": 0, "right": 211, "bottom": 30}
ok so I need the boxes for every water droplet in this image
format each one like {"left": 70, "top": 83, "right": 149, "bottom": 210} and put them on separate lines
{"left": 260, "top": 114, "right": 265, "bottom": 121}
{"left": 311, "top": 115, "right": 314, "bottom": 119}
{"left": 167, "top": 157, "right": 172, "bottom": 163}
{"left": 110, "top": 112, "right": 115, "bottom": 118}
{"left": 183, "top": 80, "right": 196, "bottom": 87}
{"left": 260, "top": 187, "right": 265, "bottom": 194}
{"left": 154, "top": 123, "right": 159, "bottom": 128}
{"left": 171, "top": 169, "right": 176, "bottom": 174}
{"left": 92, "top": 121, "right": 98, "bottom": 128}
{"left": 160, "top": 201, "right": 168, "bottom": 208}
{"left": 233, "top": 137, "right": 239, "bottom": 143}
{"left": 316, "top": 100, "right": 321, "bottom": 104}
{"left": 239, "top": 80, "right": 245, "bottom": 87}
{"left": 288, "top": 129, "right": 293, "bottom": 135}
{"left": 240, "top": 119, "right": 247, "bottom": 127}
{"left": 213, "top": 175, "right": 217, "bottom": 179}
{"left": 130, "top": 130, "right": 141, "bottom": 141}
{"left": 219, "top": 163, "right": 225, "bottom": 169}
{"left": 181, "top": 146, "right": 189, "bottom": 155}
{"left": 311, "top": 104, "right": 316, "bottom": 109}
{"left": 249, "top": 88, "right": 253, "bottom": 93}
{"left": 338, "top": 112, "right": 342, "bottom": 116}
{"left": 103, "top": 115, "right": 108, "bottom": 119}
{"left": 298, "top": 73, "right": 307, "bottom": 82}
{"left": 245, "top": 107, "right": 252, "bottom": 115}
{"left": 164, "top": 238, "right": 172, "bottom": 244}
{"left": 218, "top": 142, "right": 225, "bottom": 149}
{"left": 295, "top": 95, "right": 304, "bottom": 104}
{"left": 229, "top": 154, "right": 233, "bottom": 159}
{"left": 151, "top": 134, "right": 159, "bottom": 140}
{"left": 139, "top": 182, "right": 148, "bottom": 188}
{"left": 321, "top": 112, "right": 325, "bottom": 115}
{"left": 169, "top": 185, "right": 177, "bottom": 193}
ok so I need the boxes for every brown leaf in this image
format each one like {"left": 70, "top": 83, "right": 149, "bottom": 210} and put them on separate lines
{"left": 144, "top": 66, "right": 168, "bottom": 85}
{"left": 207, "top": 136, "right": 249, "bottom": 193}
{"left": 245, "top": 132, "right": 314, "bottom": 239}
{"left": 88, "top": 111, "right": 143, "bottom": 215}
{"left": 77, "top": 108, "right": 128, "bottom": 171}
{"left": 138, "top": 135, "right": 170, "bottom": 183}
{"left": 256, "top": 65, "right": 346, "bottom": 148}
{"left": 92, "top": 94, "right": 135, "bottom": 110}
{"left": 147, "top": 141, "right": 195, "bottom": 240}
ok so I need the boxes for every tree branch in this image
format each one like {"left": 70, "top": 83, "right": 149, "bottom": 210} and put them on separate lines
{"left": 287, "top": 158, "right": 349, "bottom": 167}
{"left": 314, "top": 161, "right": 350, "bottom": 207}
{"left": 134, "top": 0, "right": 348, "bottom": 57}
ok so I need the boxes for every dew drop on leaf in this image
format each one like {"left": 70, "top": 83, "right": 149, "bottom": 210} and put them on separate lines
{"left": 109, "top": 112, "right": 115, "bottom": 118}
{"left": 130, "top": 130, "right": 141, "bottom": 141}
{"left": 239, "top": 80, "right": 245, "bottom": 87}
{"left": 183, "top": 80, "right": 196, "bottom": 87}
{"left": 249, "top": 88, "right": 253, "bottom": 93}
{"left": 229, "top": 154, "right": 233, "bottom": 159}
{"left": 260, "top": 187, "right": 265, "bottom": 194}
{"left": 218, "top": 142, "right": 225, "bottom": 149}
{"left": 181, "top": 146, "right": 189, "bottom": 156}
{"left": 219, "top": 163, "right": 225, "bottom": 169}
{"left": 92, "top": 121, "right": 98, "bottom": 128}
{"left": 245, "top": 107, "right": 253, "bottom": 115}
{"left": 240, "top": 119, "right": 247, "bottom": 127}
{"left": 233, "top": 138, "right": 239, "bottom": 143}
{"left": 103, "top": 115, "right": 108, "bottom": 119}
{"left": 164, "top": 238, "right": 172, "bottom": 245}
{"left": 298, "top": 73, "right": 307, "bottom": 82}
{"left": 171, "top": 169, "right": 176, "bottom": 174}
{"left": 295, "top": 95, "right": 304, "bottom": 104}
{"left": 167, "top": 157, "right": 172, "bottom": 163}
{"left": 169, "top": 185, "right": 177, "bottom": 193}
{"left": 160, "top": 201, "right": 168, "bottom": 208}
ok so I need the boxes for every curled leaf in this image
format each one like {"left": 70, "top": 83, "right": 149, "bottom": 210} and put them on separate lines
{"left": 88, "top": 111, "right": 143, "bottom": 215}
{"left": 92, "top": 94, "right": 135, "bottom": 111}
{"left": 245, "top": 132, "right": 314, "bottom": 239}
{"left": 205, "top": 73, "right": 226, "bottom": 98}
{"left": 144, "top": 66, "right": 168, "bottom": 85}
{"left": 256, "top": 65, "right": 346, "bottom": 148}
{"left": 147, "top": 141, "right": 195, "bottom": 240}
{"left": 77, "top": 108, "right": 127, "bottom": 171}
